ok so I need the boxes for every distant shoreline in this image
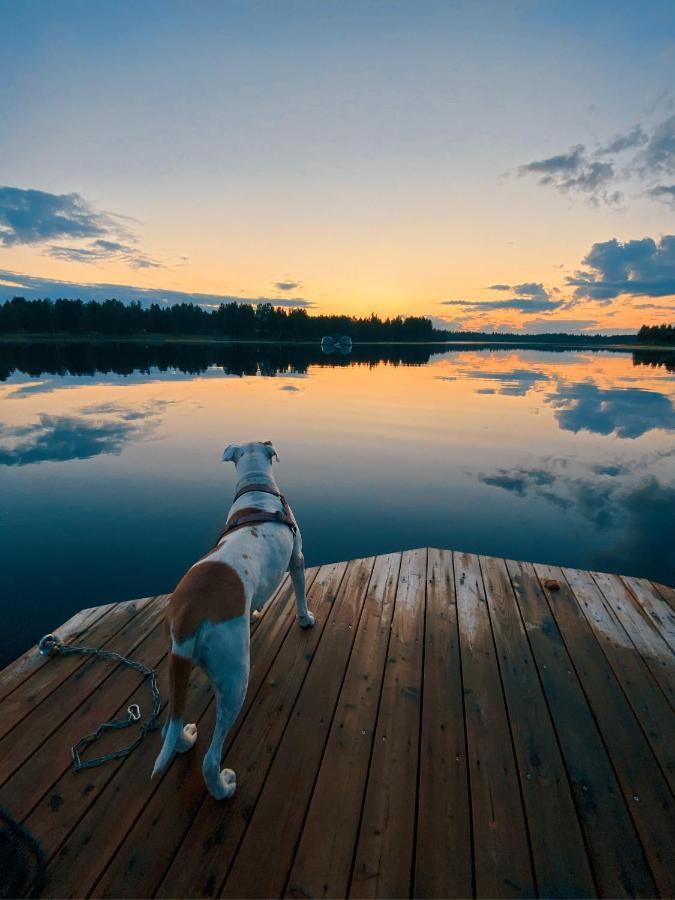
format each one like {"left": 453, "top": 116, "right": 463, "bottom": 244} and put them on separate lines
{"left": 1, "top": 333, "right": 672, "bottom": 353}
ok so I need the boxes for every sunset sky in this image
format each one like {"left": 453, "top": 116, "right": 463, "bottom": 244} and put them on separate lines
{"left": 1, "top": 0, "right": 674, "bottom": 333}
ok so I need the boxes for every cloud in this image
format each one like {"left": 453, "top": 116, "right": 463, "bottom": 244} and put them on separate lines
{"left": 596, "top": 125, "right": 648, "bottom": 156}
{"left": 519, "top": 144, "right": 586, "bottom": 178}
{"left": 568, "top": 234, "right": 675, "bottom": 301}
{"left": 488, "top": 282, "right": 549, "bottom": 300}
{"left": 274, "top": 280, "right": 301, "bottom": 291}
{"left": 440, "top": 296, "right": 563, "bottom": 313}
{"left": 0, "top": 186, "right": 116, "bottom": 246}
{"left": 478, "top": 456, "right": 675, "bottom": 582}
{"left": 0, "top": 269, "right": 316, "bottom": 308}
{"left": 0, "top": 185, "right": 159, "bottom": 269}
{"left": 47, "top": 239, "right": 161, "bottom": 269}
{"left": 0, "top": 400, "right": 167, "bottom": 466}
{"left": 515, "top": 115, "right": 675, "bottom": 207}
{"left": 638, "top": 114, "right": 675, "bottom": 175}
{"left": 517, "top": 145, "right": 618, "bottom": 204}
{"left": 441, "top": 367, "right": 550, "bottom": 396}
{"left": 646, "top": 184, "right": 675, "bottom": 209}
{"left": 546, "top": 380, "right": 675, "bottom": 438}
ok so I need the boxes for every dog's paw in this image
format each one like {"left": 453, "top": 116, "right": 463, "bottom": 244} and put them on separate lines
{"left": 298, "top": 611, "right": 316, "bottom": 629}
{"left": 177, "top": 723, "right": 198, "bottom": 752}
{"left": 208, "top": 768, "right": 237, "bottom": 800}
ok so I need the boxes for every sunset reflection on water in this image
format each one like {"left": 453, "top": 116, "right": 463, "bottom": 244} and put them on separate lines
{"left": 1, "top": 342, "right": 673, "bottom": 665}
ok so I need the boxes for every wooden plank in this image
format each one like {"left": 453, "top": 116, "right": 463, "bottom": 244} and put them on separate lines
{"left": 0, "top": 599, "right": 167, "bottom": 826}
{"left": 565, "top": 568, "right": 675, "bottom": 794}
{"left": 591, "top": 571, "right": 675, "bottom": 708}
{"left": 621, "top": 576, "right": 675, "bottom": 654}
{"left": 147, "top": 562, "right": 349, "bottom": 899}
{"left": 482, "top": 556, "right": 595, "bottom": 898}
{"left": 0, "top": 598, "right": 164, "bottom": 790}
{"left": 0, "top": 598, "right": 156, "bottom": 744}
{"left": 0, "top": 602, "right": 120, "bottom": 705}
{"left": 348, "top": 548, "right": 426, "bottom": 900}
{"left": 84, "top": 569, "right": 318, "bottom": 897}
{"left": 221, "top": 555, "right": 376, "bottom": 900}
{"left": 507, "top": 560, "right": 654, "bottom": 898}
{"left": 285, "top": 553, "right": 400, "bottom": 900}
{"left": 412, "top": 548, "right": 471, "bottom": 899}
{"left": 453, "top": 552, "right": 534, "bottom": 898}
{"left": 537, "top": 565, "right": 675, "bottom": 897}
{"left": 652, "top": 580, "right": 675, "bottom": 613}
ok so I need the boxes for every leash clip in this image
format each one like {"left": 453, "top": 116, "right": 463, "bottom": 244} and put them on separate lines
{"left": 127, "top": 704, "right": 141, "bottom": 722}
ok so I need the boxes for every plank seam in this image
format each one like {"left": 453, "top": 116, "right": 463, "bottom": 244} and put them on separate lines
{"left": 345, "top": 553, "right": 403, "bottom": 897}
{"left": 538, "top": 566, "right": 656, "bottom": 892}
{"left": 453, "top": 552, "right": 476, "bottom": 900}
{"left": 574, "top": 572, "right": 675, "bottom": 799}
{"left": 279, "top": 556, "right": 379, "bottom": 898}
{"left": 478, "top": 556, "right": 538, "bottom": 898}
{"left": 504, "top": 561, "right": 600, "bottom": 897}
{"left": 410, "top": 548, "right": 428, "bottom": 900}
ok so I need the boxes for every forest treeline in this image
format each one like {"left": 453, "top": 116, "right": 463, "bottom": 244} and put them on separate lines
{"left": 0, "top": 296, "right": 671, "bottom": 344}
{"left": 636, "top": 324, "right": 675, "bottom": 345}
{"left": 0, "top": 297, "right": 434, "bottom": 341}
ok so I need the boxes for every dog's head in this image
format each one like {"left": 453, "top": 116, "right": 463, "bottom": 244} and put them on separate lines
{"left": 223, "top": 440, "right": 279, "bottom": 465}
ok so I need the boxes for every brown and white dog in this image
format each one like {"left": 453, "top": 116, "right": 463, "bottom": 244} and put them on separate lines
{"left": 151, "top": 440, "right": 314, "bottom": 799}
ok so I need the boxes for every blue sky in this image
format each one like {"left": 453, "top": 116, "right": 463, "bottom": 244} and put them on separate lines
{"left": 1, "top": 0, "right": 674, "bottom": 332}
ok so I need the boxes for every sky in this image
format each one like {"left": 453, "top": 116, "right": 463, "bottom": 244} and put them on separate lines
{"left": 1, "top": 0, "right": 674, "bottom": 334}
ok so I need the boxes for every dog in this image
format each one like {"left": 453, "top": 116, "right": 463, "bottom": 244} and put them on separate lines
{"left": 151, "top": 440, "right": 315, "bottom": 799}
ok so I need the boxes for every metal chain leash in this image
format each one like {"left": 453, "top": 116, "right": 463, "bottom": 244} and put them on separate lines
{"left": 37, "top": 633, "right": 162, "bottom": 772}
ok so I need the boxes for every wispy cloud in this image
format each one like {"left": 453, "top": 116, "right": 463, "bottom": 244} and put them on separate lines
{"left": 439, "top": 296, "right": 563, "bottom": 313}
{"left": 646, "top": 183, "right": 675, "bottom": 208}
{"left": 0, "top": 268, "right": 316, "bottom": 308}
{"left": 596, "top": 125, "right": 648, "bottom": 156}
{"left": 517, "top": 145, "right": 619, "bottom": 205}
{"left": 515, "top": 113, "right": 675, "bottom": 207}
{"left": 47, "top": 238, "right": 161, "bottom": 269}
{"left": 274, "top": 280, "right": 302, "bottom": 291}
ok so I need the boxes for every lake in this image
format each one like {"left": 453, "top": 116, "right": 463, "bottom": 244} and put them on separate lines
{"left": 1, "top": 340, "right": 674, "bottom": 668}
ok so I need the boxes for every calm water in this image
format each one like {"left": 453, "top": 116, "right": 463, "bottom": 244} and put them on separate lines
{"left": 1, "top": 341, "right": 674, "bottom": 667}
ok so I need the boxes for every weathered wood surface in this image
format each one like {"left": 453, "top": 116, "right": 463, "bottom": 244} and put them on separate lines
{"left": 0, "top": 551, "right": 673, "bottom": 898}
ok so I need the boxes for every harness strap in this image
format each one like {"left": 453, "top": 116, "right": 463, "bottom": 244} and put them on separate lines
{"left": 216, "top": 482, "right": 297, "bottom": 543}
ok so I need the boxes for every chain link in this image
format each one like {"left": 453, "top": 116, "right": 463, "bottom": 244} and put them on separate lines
{"left": 38, "top": 633, "right": 162, "bottom": 771}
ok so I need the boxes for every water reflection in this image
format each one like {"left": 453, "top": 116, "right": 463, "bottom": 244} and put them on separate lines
{"left": 479, "top": 454, "right": 675, "bottom": 574}
{"left": 546, "top": 381, "right": 675, "bottom": 438}
{"left": 0, "top": 401, "right": 168, "bottom": 466}
{"left": 1, "top": 341, "right": 674, "bottom": 667}
{"left": 2, "top": 340, "right": 673, "bottom": 382}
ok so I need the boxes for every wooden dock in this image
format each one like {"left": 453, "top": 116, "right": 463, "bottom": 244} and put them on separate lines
{"left": 1, "top": 548, "right": 674, "bottom": 898}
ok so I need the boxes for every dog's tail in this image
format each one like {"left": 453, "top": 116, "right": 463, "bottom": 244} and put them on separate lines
{"left": 151, "top": 649, "right": 193, "bottom": 778}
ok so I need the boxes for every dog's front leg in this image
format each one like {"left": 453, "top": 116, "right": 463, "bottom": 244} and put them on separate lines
{"left": 289, "top": 549, "right": 315, "bottom": 628}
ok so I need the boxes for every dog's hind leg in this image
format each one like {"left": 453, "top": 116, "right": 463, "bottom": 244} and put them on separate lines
{"left": 200, "top": 619, "right": 249, "bottom": 800}
{"left": 152, "top": 651, "right": 198, "bottom": 776}
{"left": 290, "top": 550, "right": 315, "bottom": 628}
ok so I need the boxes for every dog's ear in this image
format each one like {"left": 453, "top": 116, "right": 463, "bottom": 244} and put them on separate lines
{"left": 223, "top": 444, "right": 240, "bottom": 463}
{"left": 262, "top": 440, "right": 279, "bottom": 462}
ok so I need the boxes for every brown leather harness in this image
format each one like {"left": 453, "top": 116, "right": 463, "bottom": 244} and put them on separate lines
{"left": 216, "top": 482, "right": 297, "bottom": 544}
